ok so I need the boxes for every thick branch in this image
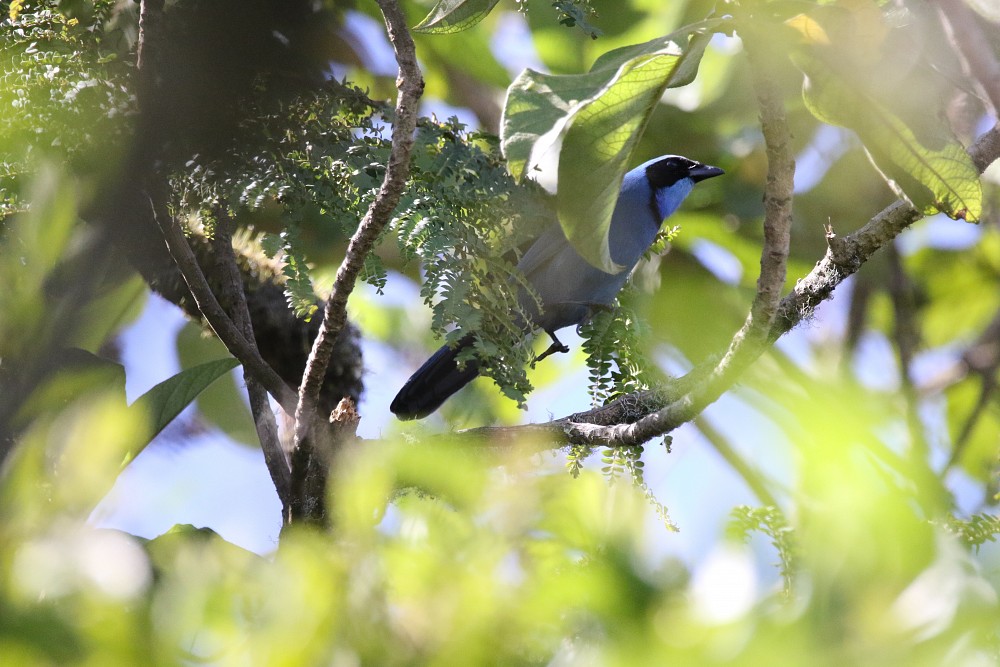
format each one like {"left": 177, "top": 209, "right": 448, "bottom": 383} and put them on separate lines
{"left": 285, "top": 0, "right": 423, "bottom": 524}
{"left": 771, "top": 125, "right": 1000, "bottom": 341}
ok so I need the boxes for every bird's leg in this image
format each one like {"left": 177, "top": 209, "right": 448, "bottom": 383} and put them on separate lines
{"left": 534, "top": 329, "right": 571, "bottom": 363}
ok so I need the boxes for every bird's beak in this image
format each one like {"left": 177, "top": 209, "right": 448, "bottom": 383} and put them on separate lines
{"left": 689, "top": 164, "right": 725, "bottom": 182}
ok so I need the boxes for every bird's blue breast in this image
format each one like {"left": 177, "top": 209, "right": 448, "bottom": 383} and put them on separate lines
{"left": 608, "top": 172, "right": 692, "bottom": 267}
{"left": 520, "top": 170, "right": 694, "bottom": 332}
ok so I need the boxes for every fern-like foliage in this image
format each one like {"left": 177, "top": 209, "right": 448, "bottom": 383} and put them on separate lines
{"left": 0, "top": 0, "right": 131, "bottom": 211}
{"left": 170, "top": 75, "right": 557, "bottom": 405}
{"left": 170, "top": 80, "right": 386, "bottom": 318}
{"left": 942, "top": 513, "right": 1000, "bottom": 551}
{"left": 728, "top": 505, "right": 797, "bottom": 595}
{"left": 4, "top": 2, "right": 663, "bottom": 414}
{"left": 392, "top": 120, "right": 555, "bottom": 406}
{"left": 602, "top": 444, "right": 677, "bottom": 531}
{"left": 579, "top": 288, "right": 658, "bottom": 408}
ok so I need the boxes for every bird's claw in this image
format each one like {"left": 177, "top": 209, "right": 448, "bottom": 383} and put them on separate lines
{"left": 535, "top": 339, "right": 570, "bottom": 363}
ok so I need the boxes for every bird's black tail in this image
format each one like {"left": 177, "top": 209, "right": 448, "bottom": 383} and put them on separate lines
{"left": 390, "top": 334, "right": 480, "bottom": 420}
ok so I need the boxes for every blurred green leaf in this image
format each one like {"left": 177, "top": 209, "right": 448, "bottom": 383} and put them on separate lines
{"left": 945, "top": 379, "right": 1000, "bottom": 482}
{"left": 72, "top": 275, "right": 147, "bottom": 353}
{"left": 501, "top": 20, "right": 721, "bottom": 272}
{"left": 0, "top": 165, "right": 79, "bottom": 358}
{"left": 908, "top": 242, "right": 1000, "bottom": 348}
{"left": 788, "top": 9, "right": 983, "bottom": 221}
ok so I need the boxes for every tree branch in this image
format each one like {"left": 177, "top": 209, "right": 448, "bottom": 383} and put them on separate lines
{"left": 287, "top": 0, "right": 423, "bottom": 522}
{"left": 211, "top": 216, "right": 291, "bottom": 512}
{"left": 149, "top": 194, "right": 299, "bottom": 414}
{"left": 293, "top": 0, "right": 423, "bottom": 437}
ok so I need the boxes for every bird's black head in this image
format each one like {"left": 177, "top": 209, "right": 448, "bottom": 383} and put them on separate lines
{"left": 645, "top": 155, "right": 724, "bottom": 189}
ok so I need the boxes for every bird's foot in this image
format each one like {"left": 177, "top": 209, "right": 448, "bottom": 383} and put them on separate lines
{"left": 535, "top": 335, "right": 570, "bottom": 363}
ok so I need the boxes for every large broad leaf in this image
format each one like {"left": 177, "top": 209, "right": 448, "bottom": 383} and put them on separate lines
{"left": 500, "top": 20, "right": 722, "bottom": 273}
{"left": 125, "top": 357, "right": 240, "bottom": 464}
{"left": 800, "top": 61, "right": 982, "bottom": 222}
{"left": 413, "top": 0, "right": 502, "bottom": 34}
{"left": 787, "top": 10, "right": 982, "bottom": 222}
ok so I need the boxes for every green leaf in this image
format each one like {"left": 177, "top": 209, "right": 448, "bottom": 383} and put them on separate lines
{"left": 72, "top": 274, "right": 147, "bottom": 352}
{"left": 500, "top": 20, "right": 721, "bottom": 272}
{"left": 413, "top": 0, "right": 501, "bottom": 34}
{"left": 126, "top": 357, "right": 240, "bottom": 463}
{"left": 800, "top": 61, "right": 982, "bottom": 221}
{"left": 945, "top": 379, "right": 1000, "bottom": 483}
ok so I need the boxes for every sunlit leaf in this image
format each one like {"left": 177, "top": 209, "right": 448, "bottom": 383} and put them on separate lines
{"left": 801, "top": 64, "right": 982, "bottom": 221}
{"left": 788, "top": 6, "right": 983, "bottom": 222}
{"left": 501, "top": 20, "right": 721, "bottom": 272}
{"left": 413, "top": 0, "right": 501, "bottom": 34}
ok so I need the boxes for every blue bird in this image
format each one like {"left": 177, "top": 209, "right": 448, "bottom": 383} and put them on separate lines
{"left": 390, "top": 154, "right": 723, "bottom": 420}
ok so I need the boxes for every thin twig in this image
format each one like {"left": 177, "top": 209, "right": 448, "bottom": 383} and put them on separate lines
{"left": 695, "top": 416, "right": 782, "bottom": 508}
{"left": 211, "top": 216, "right": 291, "bottom": 511}
{"left": 292, "top": 0, "right": 423, "bottom": 444}
{"left": 886, "top": 242, "right": 930, "bottom": 457}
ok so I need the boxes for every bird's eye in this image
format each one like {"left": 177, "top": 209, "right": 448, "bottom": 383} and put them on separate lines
{"left": 645, "top": 157, "right": 688, "bottom": 189}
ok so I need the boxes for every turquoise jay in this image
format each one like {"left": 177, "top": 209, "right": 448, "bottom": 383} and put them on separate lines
{"left": 391, "top": 155, "right": 723, "bottom": 420}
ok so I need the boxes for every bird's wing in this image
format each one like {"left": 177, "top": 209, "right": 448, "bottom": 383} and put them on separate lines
{"left": 515, "top": 224, "right": 569, "bottom": 282}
